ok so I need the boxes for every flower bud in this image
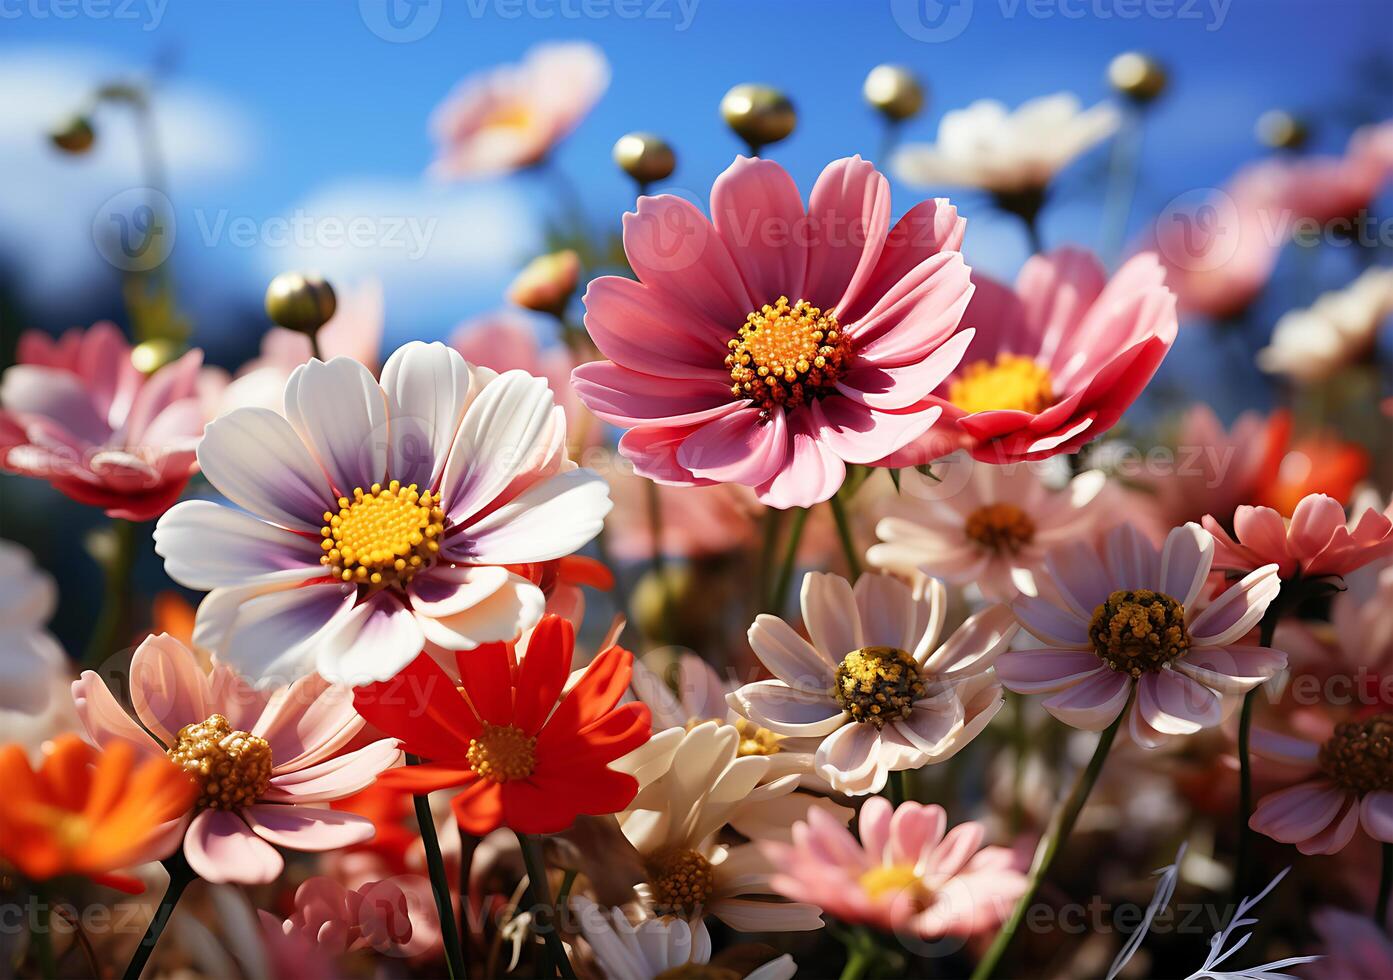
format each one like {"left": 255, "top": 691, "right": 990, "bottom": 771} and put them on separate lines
{"left": 613, "top": 132, "right": 676, "bottom": 186}
{"left": 264, "top": 272, "right": 337, "bottom": 335}
{"left": 863, "top": 65, "right": 925, "bottom": 122}
{"left": 1107, "top": 52, "right": 1168, "bottom": 104}
{"left": 720, "top": 84, "right": 796, "bottom": 152}
{"left": 49, "top": 114, "right": 95, "bottom": 154}
{"left": 507, "top": 250, "right": 581, "bottom": 318}
{"left": 1256, "top": 110, "right": 1308, "bottom": 151}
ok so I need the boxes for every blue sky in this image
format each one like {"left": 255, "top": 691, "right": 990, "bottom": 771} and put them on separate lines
{"left": 2, "top": 0, "right": 1390, "bottom": 381}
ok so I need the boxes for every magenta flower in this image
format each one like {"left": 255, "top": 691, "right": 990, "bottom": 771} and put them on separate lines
{"left": 764, "top": 797, "right": 1026, "bottom": 939}
{"left": 1203, "top": 493, "right": 1393, "bottom": 580}
{"left": 0, "top": 323, "right": 203, "bottom": 520}
{"left": 884, "top": 247, "right": 1177, "bottom": 465}
{"left": 571, "top": 155, "right": 976, "bottom": 508}
{"left": 71, "top": 633, "right": 400, "bottom": 884}
{"left": 996, "top": 523, "right": 1286, "bottom": 747}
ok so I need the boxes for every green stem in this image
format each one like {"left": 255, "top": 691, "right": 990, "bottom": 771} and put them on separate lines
{"left": 518, "top": 834, "right": 577, "bottom": 979}
{"left": 767, "top": 507, "right": 809, "bottom": 613}
{"left": 1378, "top": 843, "right": 1392, "bottom": 929}
{"left": 970, "top": 692, "right": 1131, "bottom": 980}
{"left": 83, "top": 518, "right": 139, "bottom": 668}
{"left": 886, "top": 769, "right": 907, "bottom": 807}
{"left": 32, "top": 884, "right": 55, "bottom": 980}
{"left": 828, "top": 491, "right": 863, "bottom": 580}
{"left": 1010, "top": 692, "right": 1027, "bottom": 836}
{"left": 407, "top": 754, "right": 468, "bottom": 980}
{"left": 122, "top": 852, "right": 195, "bottom": 980}
{"left": 1233, "top": 608, "right": 1281, "bottom": 907}
{"left": 839, "top": 946, "right": 873, "bottom": 980}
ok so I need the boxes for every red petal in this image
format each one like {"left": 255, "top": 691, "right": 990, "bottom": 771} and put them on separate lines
{"left": 353, "top": 654, "right": 479, "bottom": 759}
{"left": 536, "top": 645, "right": 634, "bottom": 751}
{"left": 513, "top": 616, "right": 572, "bottom": 735}
{"left": 456, "top": 642, "right": 515, "bottom": 726}
{"left": 451, "top": 777, "right": 505, "bottom": 836}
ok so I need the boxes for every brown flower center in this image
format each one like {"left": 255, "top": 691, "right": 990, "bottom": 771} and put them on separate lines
{"left": 167, "top": 713, "right": 273, "bottom": 810}
{"left": 466, "top": 723, "right": 537, "bottom": 783}
{"left": 1089, "top": 589, "right": 1191, "bottom": 677}
{"left": 948, "top": 354, "right": 1055, "bottom": 415}
{"left": 654, "top": 967, "right": 741, "bottom": 980}
{"left": 833, "top": 646, "right": 925, "bottom": 729}
{"left": 964, "top": 502, "right": 1036, "bottom": 554}
{"left": 726, "top": 296, "right": 852, "bottom": 420}
{"left": 320, "top": 481, "right": 445, "bottom": 590}
{"left": 1319, "top": 715, "right": 1393, "bottom": 796}
{"left": 647, "top": 846, "right": 716, "bottom": 917}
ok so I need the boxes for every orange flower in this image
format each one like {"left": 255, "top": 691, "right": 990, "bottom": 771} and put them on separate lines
{"left": 0, "top": 735, "right": 196, "bottom": 887}
{"left": 1259, "top": 432, "right": 1370, "bottom": 517}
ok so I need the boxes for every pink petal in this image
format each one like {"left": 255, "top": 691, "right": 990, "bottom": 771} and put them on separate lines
{"left": 814, "top": 397, "right": 943, "bottom": 467}
{"left": 581, "top": 275, "right": 731, "bottom": 377}
{"left": 570, "top": 361, "right": 736, "bottom": 428}
{"left": 1189, "top": 565, "right": 1282, "bottom": 645}
{"left": 1360, "top": 792, "right": 1393, "bottom": 843}
{"left": 1249, "top": 780, "right": 1348, "bottom": 849}
{"left": 254, "top": 674, "right": 365, "bottom": 772}
{"left": 1136, "top": 670, "right": 1221, "bottom": 736}
{"left": 926, "top": 821, "right": 985, "bottom": 879}
{"left": 803, "top": 156, "right": 891, "bottom": 315}
{"left": 840, "top": 198, "right": 965, "bottom": 324}
{"left": 729, "top": 680, "right": 845, "bottom": 738}
{"left": 711, "top": 156, "right": 808, "bottom": 304}
{"left": 814, "top": 721, "right": 885, "bottom": 794}
{"left": 1159, "top": 523, "right": 1214, "bottom": 608}
{"left": 1103, "top": 524, "right": 1161, "bottom": 591}
{"left": 996, "top": 651, "right": 1107, "bottom": 695}
{"left": 1174, "top": 645, "right": 1286, "bottom": 695}
{"left": 890, "top": 802, "right": 947, "bottom": 869}
{"left": 1299, "top": 796, "right": 1361, "bottom": 855}
{"left": 71, "top": 671, "right": 166, "bottom": 757}
{"left": 753, "top": 408, "right": 846, "bottom": 509}
{"left": 748, "top": 614, "right": 837, "bottom": 691}
{"left": 622, "top": 193, "right": 751, "bottom": 328}
{"left": 1288, "top": 494, "right": 1347, "bottom": 564}
{"left": 244, "top": 805, "right": 377, "bottom": 852}
{"left": 184, "top": 808, "right": 285, "bottom": 884}
{"left": 1249, "top": 728, "right": 1321, "bottom": 769}
{"left": 1011, "top": 596, "right": 1090, "bottom": 647}
{"left": 1040, "top": 671, "right": 1131, "bottom": 730}
{"left": 129, "top": 633, "right": 212, "bottom": 746}
{"left": 263, "top": 738, "right": 402, "bottom": 804}
{"left": 678, "top": 406, "right": 789, "bottom": 486}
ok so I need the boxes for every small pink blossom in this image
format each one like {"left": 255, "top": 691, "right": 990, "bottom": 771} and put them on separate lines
{"left": 764, "top": 797, "right": 1026, "bottom": 939}
{"left": 71, "top": 634, "right": 401, "bottom": 884}
{"left": 1308, "top": 906, "right": 1393, "bottom": 978}
{"left": 1203, "top": 493, "right": 1393, "bottom": 580}
{"left": 259, "top": 876, "right": 416, "bottom": 958}
{"left": 0, "top": 322, "right": 203, "bottom": 520}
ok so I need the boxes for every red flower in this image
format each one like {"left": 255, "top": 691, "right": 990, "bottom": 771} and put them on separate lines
{"left": 353, "top": 615, "right": 650, "bottom": 835}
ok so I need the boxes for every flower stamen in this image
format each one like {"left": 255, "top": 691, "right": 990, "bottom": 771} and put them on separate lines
{"left": 466, "top": 723, "right": 537, "bottom": 783}
{"left": 726, "top": 297, "right": 852, "bottom": 420}
{"left": 646, "top": 846, "right": 715, "bottom": 917}
{"left": 167, "top": 714, "right": 273, "bottom": 810}
{"left": 321, "top": 481, "right": 445, "bottom": 590}
{"left": 833, "top": 646, "right": 926, "bottom": 729}
{"left": 1089, "top": 589, "right": 1190, "bottom": 676}
{"left": 1319, "top": 715, "right": 1393, "bottom": 796}
{"left": 948, "top": 354, "right": 1055, "bottom": 415}
{"left": 965, "top": 502, "right": 1036, "bottom": 554}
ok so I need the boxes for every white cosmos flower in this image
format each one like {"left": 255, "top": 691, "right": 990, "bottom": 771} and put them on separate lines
{"left": 893, "top": 93, "right": 1120, "bottom": 194}
{"left": 612, "top": 721, "right": 843, "bottom": 942}
{"left": 571, "top": 896, "right": 796, "bottom": 980}
{"left": 1258, "top": 267, "right": 1393, "bottom": 383}
{"left": 154, "top": 342, "right": 611, "bottom": 687}
{"left": 727, "top": 571, "right": 1017, "bottom": 796}
{"left": 0, "top": 541, "right": 71, "bottom": 724}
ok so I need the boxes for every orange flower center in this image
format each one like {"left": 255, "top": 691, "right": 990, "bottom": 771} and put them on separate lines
{"left": 1089, "top": 589, "right": 1191, "bottom": 677}
{"left": 646, "top": 846, "right": 716, "bottom": 917}
{"left": 1319, "top": 715, "right": 1393, "bottom": 795}
{"left": 167, "top": 714, "right": 273, "bottom": 810}
{"left": 948, "top": 354, "right": 1055, "bottom": 414}
{"left": 321, "top": 481, "right": 445, "bottom": 590}
{"left": 466, "top": 723, "right": 537, "bottom": 783}
{"left": 965, "top": 502, "right": 1036, "bottom": 554}
{"left": 726, "top": 296, "right": 852, "bottom": 420}
{"left": 832, "top": 646, "right": 925, "bottom": 729}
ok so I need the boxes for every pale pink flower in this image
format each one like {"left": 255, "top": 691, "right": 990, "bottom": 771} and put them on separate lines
{"left": 1248, "top": 716, "right": 1393, "bottom": 855}
{"left": 1308, "top": 906, "right": 1393, "bottom": 978}
{"left": 430, "top": 42, "right": 609, "bottom": 179}
{"left": 727, "top": 571, "right": 1015, "bottom": 795}
{"left": 259, "top": 876, "right": 415, "bottom": 956}
{"left": 572, "top": 155, "right": 976, "bottom": 509}
{"left": 1232, "top": 119, "right": 1393, "bottom": 226}
{"left": 996, "top": 523, "right": 1286, "bottom": 747}
{"left": 71, "top": 633, "right": 401, "bottom": 883}
{"left": 604, "top": 470, "right": 761, "bottom": 561}
{"left": 0, "top": 322, "right": 203, "bottom": 520}
{"left": 1276, "top": 558, "right": 1393, "bottom": 708}
{"left": 1147, "top": 186, "right": 1279, "bottom": 321}
{"left": 764, "top": 797, "right": 1027, "bottom": 938}
{"left": 883, "top": 247, "right": 1177, "bottom": 466}
{"left": 868, "top": 453, "right": 1109, "bottom": 599}
{"left": 1203, "top": 493, "right": 1393, "bottom": 580}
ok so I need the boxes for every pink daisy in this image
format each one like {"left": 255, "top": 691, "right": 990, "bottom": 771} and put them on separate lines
{"left": 996, "top": 523, "right": 1286, "bottom": 747}
{"left": 882, "top": 247, "right": 1177, "bottom": 466}
{"left": 1248, "top": 715, "right": 1393, "bottom": 855}
{"left": 0, "top": 322, "right": 204, "bottom": 520}
{"left": 571, "top": 155, "right": 976, "bottom": 509}
{"left": 764, "top": 797, "right": 1026, "bottom": 939}
{"left": 71, "top": 633, "right": 401, "bottom": 884}
{"left": 1203, "top": 492, "right": 1393, "bottom": 581}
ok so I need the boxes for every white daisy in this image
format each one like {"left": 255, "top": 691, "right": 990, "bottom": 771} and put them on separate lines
{"left": 0, "top": 540, "right": 67, "bottom": 716}
{"left": 1258, "top": 267, "right": 1393, "bottom": 383}
{"left": 154, "top": 342, "right": 611, "bottom": 687}
{"left": 727, "top": 571, "right": 1017, "bottom": 795}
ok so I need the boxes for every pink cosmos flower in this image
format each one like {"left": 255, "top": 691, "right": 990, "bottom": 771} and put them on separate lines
{"left": 71, "top": 633, "right": 401, "bottom": 883}
{"left": 1147, "top": 186, "right": 1279, "bottom": 321}
{"left": 0, "top": 322, "right": 203, "bottom": 520}
{"left": 1203, "top": 493, "right": 1393, "bottom": 581}
{"left": 1232, "top": 120, "right": 1393, "bottom": 226}
{"left": 430, "top": 42, "right": 609, "bottom": 179}
{"left": 764, "top": 797, "right": 1026, "bottom": 938}
{"left": 1248, "top": 715, "right": 1393, "bottom": 855}
{"left": 996, "top": 523, "right": 1286, "bottom": 747}
{"left": 571, "top": 155, "right": 976, "bottom": 509}
{"left": 884, "top": 247, "right": 1177, "bottom": 466}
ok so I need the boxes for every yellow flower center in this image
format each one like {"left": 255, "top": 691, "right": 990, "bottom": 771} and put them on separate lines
{"left": 732, "top": 717, "right": 782, "bottom": 757}
{"left": 647, "top": 846, "right": 716, "bottom": 918}
{"left": 320, "top": 481, "right": 445, "bottom": 590}
{"left": 1319, "top": 714, "right": 1393, "bottom": 796}
{"left": 858, "top": 863, "right": 925, "bottom": 901}
{"left": 948, "top": 353, "right": 1055, "bottom": 415}
{"left": 167, "top": 714, "right": 273, "bottom": 810}
{"left": 964, "top": 502, "right": 1036, "bottom": 554}
{"left": 1089, "top": 589, "right": 1191, "bottom": 677}
{"left": 466, "top": 723, "right": 537, "bottom": 783}
{"left": 833, "top": 646, "right": 926, "bottom": 729}
{"left": 726, "top": 296, "right": 853, "bottom": 420}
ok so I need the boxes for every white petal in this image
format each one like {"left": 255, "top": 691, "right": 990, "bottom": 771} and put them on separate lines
{"left": 155, "top": 500, "right": 324, "bottom": 589}
{"left": 284, "top": 357, "right": 389, "bottom": 495}
{"left": 219, "top": 583, "right": 357, "bottom": 687}
{"left": 379, "top": 342, "right": 479, "bottom": 489}
{"left": 197, "top": 407, "right": 334, "bottom": 531}
{"left": 452, "top": 469, "right": 611, "bottom": 564}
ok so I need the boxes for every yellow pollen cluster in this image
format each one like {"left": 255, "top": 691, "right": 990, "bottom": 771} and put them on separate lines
{"left": 732, "top": 717, "right": 782, "bottom": 757}
{"left": 167, "top": 713, "right": 273, "bottom": 810}
{"left": 1319, "top": 714, "right": 1393, "bottom": 796}
{"left": 321, "top": 481, "right": 445, "bottom": 589}
{"left": 466, "top": 723, "right": 537, "bottom": 783}
{"left": 948, "top": 353, "right": 1055, "bottom": 415}
{"left": 833, "top": 646, "right": 926, "bottom": 729}
{"left": 726, "top": 296, "right": 852, "bottom": 419}
{"left": 858, "top": 863, "right": 926, "bottom": 902}
{"left": 964, "top": 502, "right": 1037, "bottom": 554}
{"left": 646, "top": 846, "right": 716, "bottom": 917}
{"left": 1089, "top": 589, "right": 1191, "bottom": 676}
